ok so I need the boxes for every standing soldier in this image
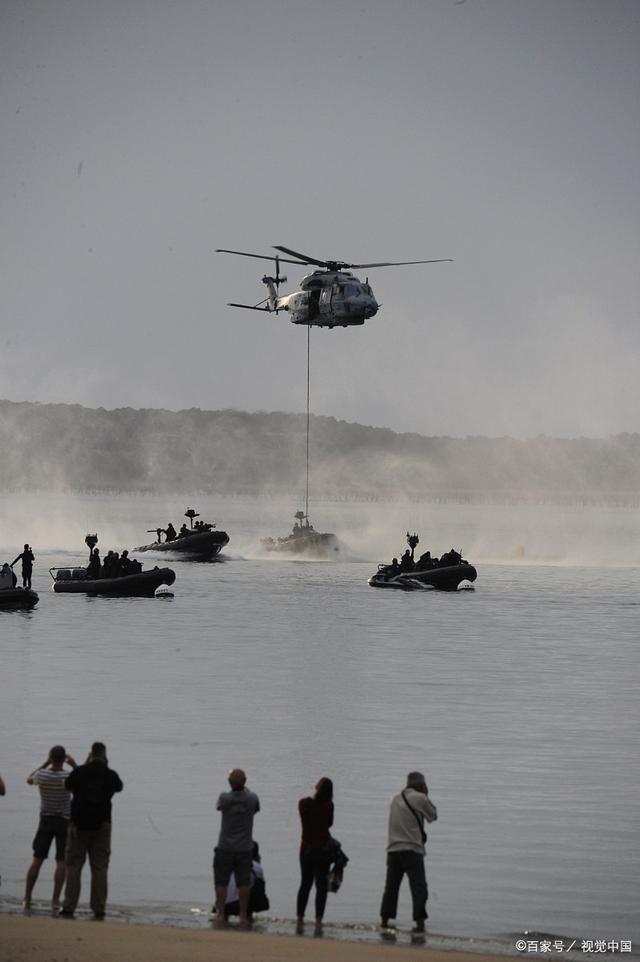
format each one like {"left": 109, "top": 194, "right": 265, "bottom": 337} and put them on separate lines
{"left": 12, "top": 544, "right": 35, "bottom": 589}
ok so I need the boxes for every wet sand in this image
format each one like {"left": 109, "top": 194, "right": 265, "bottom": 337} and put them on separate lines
{"left": 0, "top": 916, "right": 513, "bottom": 962}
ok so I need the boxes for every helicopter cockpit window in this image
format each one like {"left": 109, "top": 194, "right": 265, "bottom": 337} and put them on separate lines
{"left": 344, "top": 284, "right": 361, "bottom": 297}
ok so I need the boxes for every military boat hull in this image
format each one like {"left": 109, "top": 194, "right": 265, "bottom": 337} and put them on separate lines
{"left": 0, "top": 587, "right": 39, "bottom": 609}
{"left": 369, "top": 563, "right": 477, "bottom": 592}
{"left": 134, "top": 530, "right": 229, "bottom": 561}
{"left": 51, "top": 567, "right": 176, "bottom": 597}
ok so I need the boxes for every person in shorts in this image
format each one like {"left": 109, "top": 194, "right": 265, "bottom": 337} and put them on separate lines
{"left": 213, "top": 768, "right": 260, "bottom": 926}
{"left": 24, "top": 745, "right": 77, "bottom": 909}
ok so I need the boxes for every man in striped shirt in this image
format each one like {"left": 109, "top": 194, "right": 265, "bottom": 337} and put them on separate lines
{"left": 24, "top": 745, "right": 76, "bottom": 910}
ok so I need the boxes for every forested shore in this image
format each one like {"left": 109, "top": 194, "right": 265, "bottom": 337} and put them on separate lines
{"left": 2, "top": 399, "right": 640, "bottom": 504}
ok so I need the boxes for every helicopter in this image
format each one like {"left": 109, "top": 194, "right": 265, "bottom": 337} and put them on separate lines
{"left": 216, "top": 244, "right": 452, "bottom": 329}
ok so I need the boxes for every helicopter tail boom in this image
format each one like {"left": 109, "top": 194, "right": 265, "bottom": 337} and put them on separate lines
{"left": 227, "top": 302, "right": 274, "bottom": 312}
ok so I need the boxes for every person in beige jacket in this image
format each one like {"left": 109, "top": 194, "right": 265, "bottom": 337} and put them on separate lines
{"left": 380, "top": 771, "right": 438, "bottom": 934}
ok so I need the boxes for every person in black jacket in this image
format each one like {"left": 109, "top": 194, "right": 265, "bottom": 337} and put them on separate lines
{"left": 59, "top": 742, "right": 123, "bottom": 919}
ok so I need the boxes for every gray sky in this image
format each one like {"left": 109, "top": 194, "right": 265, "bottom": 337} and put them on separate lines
{"left": 1, "top": 0, "right": 638, "bottom": 438}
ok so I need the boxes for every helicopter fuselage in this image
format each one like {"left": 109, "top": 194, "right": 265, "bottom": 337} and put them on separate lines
{"left": 270, "top": 270, "right": 378, "bottom": 328}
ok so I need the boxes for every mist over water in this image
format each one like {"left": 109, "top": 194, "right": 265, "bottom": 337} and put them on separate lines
{"left": 2, "top": 492, "right": 640, "bottom": 567}
{"left": 1, "top": 494, "right": 639, "bottom": 947}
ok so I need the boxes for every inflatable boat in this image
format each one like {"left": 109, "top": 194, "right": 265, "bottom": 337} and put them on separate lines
{"left": 135, "top": 508, "right": 229, "bottom": 561}
{"left": 50, "top": 566, "right": 176, "bottom": 597}
{"left": 0, "top": 586, "right": 39, "bottom": 609}
{"left": 135, "top": 528, "right": 228, "bottom": 560}
{"left": 369, "top": 562, "right": 477, "bottom": 592}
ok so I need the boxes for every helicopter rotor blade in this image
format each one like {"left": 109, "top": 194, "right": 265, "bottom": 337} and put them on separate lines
{"left": 217, "top": 248, "right": 308, "bottom": 267}
{"left": 273, "top": 245, "right": 328, "bottom": 267}
{"left": 348, "top": 258, "right": 454, "bottom": 269}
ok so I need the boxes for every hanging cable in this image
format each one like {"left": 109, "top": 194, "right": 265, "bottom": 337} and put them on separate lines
{"left": 306, "top": 325, "right": 310, "bottom": 518}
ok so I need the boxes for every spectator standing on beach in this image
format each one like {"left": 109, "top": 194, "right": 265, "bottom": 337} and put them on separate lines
{"left": 213, "top": 768, "right": 260, "bottom": 927}
{"left": 24, "top": 745, "right": 77, "bottom": 910}
{"left": 59, "top": 742, "right": 123, "bottom": 919}
{"left": 296, "top": 776, "right": 334, "bottom": 935}
{"left": 380, "top": 771, "right": 437, "bottom": 936}
{"left": 0, "top": 771, "right": 4, "bottom": 889}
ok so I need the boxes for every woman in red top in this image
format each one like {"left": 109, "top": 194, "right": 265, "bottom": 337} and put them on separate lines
{"left": 296, "top": 777, "right": 334, "bottom": 933}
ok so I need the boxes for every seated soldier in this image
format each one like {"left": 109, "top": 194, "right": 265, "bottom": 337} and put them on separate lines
{"left": 399, "top": 549, "right": 414, "bottom": 573}
{"left": 87, "top": 549, "right": 101, "bottom": 579}
{"left": 0, "top": 563, "right": 15, "bottom": 589}
{"left": 416, "top": 550, "right": 433, "bottom": 570}
{"left": 102, "top": 551, "right": 114, "bottom": 578}
{"left": 386, "top": 557, "right": 400, "bottom": 578}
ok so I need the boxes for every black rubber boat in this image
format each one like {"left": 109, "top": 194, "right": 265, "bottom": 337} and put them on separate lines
{"left": 369, "top": 563, "right": 477, "bottom": 592}
{"left": 135, "top": 508, "right": 229, "bottom": 561}
{"left": 50, "top": 566, "right": 175, "bottom": 597}
{"left": 369, "top": 531, "right": 477, "bottom": 591}
{"left": 0, "top": 587, "right": 39, "bottom": 609}
{"left": 135, "top": 529, "right": 229, "bottom": 560}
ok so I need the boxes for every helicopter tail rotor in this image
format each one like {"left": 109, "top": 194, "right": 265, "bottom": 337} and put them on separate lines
{"left": 260, "top": 255, "right": 288, "bottom": 314}
{"left": 274, "top": 255, "right": 287, "bottom": 288}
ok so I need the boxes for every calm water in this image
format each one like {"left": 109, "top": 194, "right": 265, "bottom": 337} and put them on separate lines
{"left": 1, "top": 495, "right": 639, "bottom": 948}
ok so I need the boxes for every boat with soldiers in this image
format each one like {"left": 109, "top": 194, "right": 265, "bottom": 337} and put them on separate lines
{"left": 261, "top": 510, "right": 340, "bottom": 559}
{"left": 369, "top": 532, "right": 477, "bottom": 591}
{"left": 134, "top": 508, "right": 230, "bottom": 561}
{"left": 0, "top": 580, "right": 39, "bottom": 610}
{"left": 50, "top": 534, "right": 175, "bottom": 597}
{"left": 0, "top": 553, "right": 39, "bottom": 608}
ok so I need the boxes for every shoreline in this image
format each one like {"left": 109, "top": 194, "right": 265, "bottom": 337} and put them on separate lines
{"left": 0, "top": 913, "right": 519, "bottom": 962}
{"left": 0, "top": 898, "right": 520, "bottom": 957}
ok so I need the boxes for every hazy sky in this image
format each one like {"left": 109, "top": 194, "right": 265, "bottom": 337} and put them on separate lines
{"left": 1, "top": 0, "right": 638, "bottom": 438}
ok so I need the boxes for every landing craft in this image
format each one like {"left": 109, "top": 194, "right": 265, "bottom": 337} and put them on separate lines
{"left": 216, "top": 245, "right": 452, "bottom": 329}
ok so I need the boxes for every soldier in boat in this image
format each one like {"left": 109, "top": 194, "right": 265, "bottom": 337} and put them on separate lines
{"left": 399, "top": 549, "right": 414, "bottom": 573}
{"left": 87, "top": 549, "right": 101, "bottom": 579}
{"left": 164, "top": 523, "right": 177, "bottom": 542}
{"left": 415, "top": 550, "right": 434, "bottom": 570}
{"left": 12, "top": 544, "right": 35, "bottom": 588}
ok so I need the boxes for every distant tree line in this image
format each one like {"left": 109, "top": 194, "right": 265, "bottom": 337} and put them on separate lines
{"left": 2, "top": 399, "right": 640, "bottom": 503}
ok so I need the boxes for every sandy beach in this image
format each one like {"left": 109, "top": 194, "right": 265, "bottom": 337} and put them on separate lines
{"left": 0, "top": 916, "right": 514, "bottom": 962}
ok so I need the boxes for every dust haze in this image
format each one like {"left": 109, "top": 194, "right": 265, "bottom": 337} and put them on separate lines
{"left": 3, "top": 487, "right": 640, "bottom": 569}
